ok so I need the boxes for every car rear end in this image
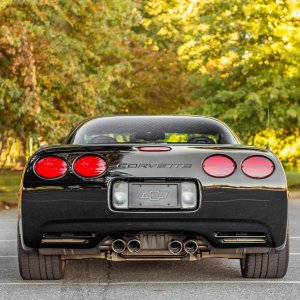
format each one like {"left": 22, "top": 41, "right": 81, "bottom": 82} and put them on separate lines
{"left": 18, "top": 116, "right": 289, "bottom": 279}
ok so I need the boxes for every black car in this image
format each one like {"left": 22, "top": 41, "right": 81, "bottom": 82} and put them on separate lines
{"left": 18, "top": 115, "right": 289, "bottom": 280}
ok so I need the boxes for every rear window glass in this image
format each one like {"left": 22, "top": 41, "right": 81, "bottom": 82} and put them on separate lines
{"left": 67, "top": 116, "right": 238, "bottom": 145}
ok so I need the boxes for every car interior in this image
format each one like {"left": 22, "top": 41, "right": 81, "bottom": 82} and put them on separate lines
{"left": 86, "top": 132, "right": 218, "bottom": 144}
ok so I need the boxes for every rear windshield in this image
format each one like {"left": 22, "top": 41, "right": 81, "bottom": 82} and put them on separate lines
{"left": 67, "top": 116, "right": 238, "bottom": 145}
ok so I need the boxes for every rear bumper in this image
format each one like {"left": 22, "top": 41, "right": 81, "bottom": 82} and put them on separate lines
{"left": 21, "top": 187, "right": 288, "bottom": 251}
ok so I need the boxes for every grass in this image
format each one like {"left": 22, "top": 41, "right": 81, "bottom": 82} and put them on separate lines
{"left": 0, "top": 170, "right": 22, "bottom": 204}
{"left": 0, "top": 170, "right": 300, "bottom": 205}
{"left": 286, "top": 171, "right": 300, "bottom": 191}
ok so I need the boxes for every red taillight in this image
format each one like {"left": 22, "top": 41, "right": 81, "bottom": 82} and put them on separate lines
{"left": 138, "top": 146, "right": 171, "bottom": 152}
{"left": 241, "top": 156, "right": 274, "bottom": 178}
{"left": 34, "top": 156, "right": 67, "bottom": 179}
{"left": 202, "top": 155, "right": 236, "bottom": 177}
{"left": 73, "top": 155, "right": 107, "bottom": 177}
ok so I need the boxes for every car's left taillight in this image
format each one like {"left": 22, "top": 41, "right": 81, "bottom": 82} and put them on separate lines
{"left": 34, "top": 156, "right": 68, "bottom": 179}
{"left": 73, "top": 155, "right": 107, "bottom": 178}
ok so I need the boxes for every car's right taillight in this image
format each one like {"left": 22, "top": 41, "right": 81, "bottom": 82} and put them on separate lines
{"left": 34, "top": 156, "right": 68, "bottom": 179}
{"left": 241, "top": 156, "right": 274, "bottom": 178}
{"left": 202, "top": 154, "right": 236, "bottom": 177}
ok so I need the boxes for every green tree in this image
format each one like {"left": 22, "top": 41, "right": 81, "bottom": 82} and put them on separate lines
{"left": 112, "top": 44, "right": 194, "bottom": 114}
{"left": 143, "top": 0, "right": 300, "bottom": 142}
{"left": 0, "top": 0, "right": 141, "bottom": 164}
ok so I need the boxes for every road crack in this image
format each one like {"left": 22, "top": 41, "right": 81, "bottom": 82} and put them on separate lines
{"left": 102, "top": 260, "right": 112, "bottom": 300}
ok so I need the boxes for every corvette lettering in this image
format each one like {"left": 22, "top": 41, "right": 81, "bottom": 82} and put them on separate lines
{"left": 117, "top": 163, "right": 192, "bottom": 169}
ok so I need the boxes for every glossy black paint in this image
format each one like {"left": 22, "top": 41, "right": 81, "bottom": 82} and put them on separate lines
{"left": 19, "top": 116, "right": 288, "bottom": 253}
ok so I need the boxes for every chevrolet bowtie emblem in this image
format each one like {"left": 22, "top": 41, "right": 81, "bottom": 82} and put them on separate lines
{"left": 141, "top": 191, "right": 169, "bottom": 201}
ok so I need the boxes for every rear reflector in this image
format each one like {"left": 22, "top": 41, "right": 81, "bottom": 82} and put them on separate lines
{"left": 215, "top": 233, "right": 267, "bottom": 244}
{"left": 202, "top": 155, "right": 236, "bottom": 177}
{"left": 241, "top": 156, "right": 274, "bottom": 178}
{"left": 73, "top": 155, "right": 107, "bottom": 177}
{"left": 138, "top": 146, "right": 171, "bottom": 152}
{"left": 41, "top": 238, "right": 87, "bottom": 244}
{"left": 34, "top": 156, "right": 67, "bottom": 179}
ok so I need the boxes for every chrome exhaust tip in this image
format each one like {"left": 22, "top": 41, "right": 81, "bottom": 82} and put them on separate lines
{"left": 127, "top": 239, "right": 141, "bottom": 253}
{"left": 168, "top": 240, "right": 183, "bottom": 254}
{"left": 112, "top": 239, "right": 126, "bottom": 253}
{"left": 184, "top": 240, "right": 198, "bottom": 254}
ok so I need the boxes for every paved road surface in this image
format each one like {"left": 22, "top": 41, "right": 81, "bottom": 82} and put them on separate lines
{"left": 0, "top": 201, "right": 300, "bottom": 300}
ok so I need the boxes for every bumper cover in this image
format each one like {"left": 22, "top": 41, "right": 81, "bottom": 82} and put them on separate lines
{"left": 21, "top": 187, "right": 288, "bottom": 251}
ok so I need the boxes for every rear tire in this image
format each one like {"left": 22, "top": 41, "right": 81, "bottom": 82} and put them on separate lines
{"left": 240, "top": 234, "right": 289, "bottom": 278}
{"left": 18, "top": 227, "right": 65, "bottom": 280}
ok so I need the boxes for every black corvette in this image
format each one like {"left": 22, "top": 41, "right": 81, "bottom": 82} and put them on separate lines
{"left": 18, "top": 116, "right": 289, "bottom": 280}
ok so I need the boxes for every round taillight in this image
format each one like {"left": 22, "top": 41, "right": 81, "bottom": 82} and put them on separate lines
{"left": 34, "top": 156, "right": 67, "bottom": 179}
{"left": 73, "top": 155, "right": 107, "bottom": 177}
{"left": 241, "top": 156, "right": 274, "bottom": 178}
{"left": 202, "top": 155, "right": 236, "bottom": 177}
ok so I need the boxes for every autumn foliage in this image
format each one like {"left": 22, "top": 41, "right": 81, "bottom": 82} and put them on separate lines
{"left": 0, "top": 0, "right": 300, "bottom": 169}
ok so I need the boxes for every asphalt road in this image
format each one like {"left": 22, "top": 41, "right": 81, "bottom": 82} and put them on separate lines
{"left": 0, "top": 202, "right": 300, "bottom": 300}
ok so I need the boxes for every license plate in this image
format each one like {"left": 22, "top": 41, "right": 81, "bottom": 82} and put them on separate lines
{"left": 129, "top": 183, "right": 179, "bottom": 209}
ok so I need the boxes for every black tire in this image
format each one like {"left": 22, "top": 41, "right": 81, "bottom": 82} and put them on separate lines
{"left": 240, "top": 234, "right": 289, "bottom": 278}
{"left": 18, "top": 227, "right": 65, "bottom": 280}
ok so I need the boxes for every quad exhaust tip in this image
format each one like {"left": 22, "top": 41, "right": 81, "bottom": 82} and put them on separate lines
{"left": 127, "top": 239, "right": 141, "bottom": 253}
{"left": 112, "top": 238, "right": 198, "bottom": 255}
{"left": 168, "top": 240, "right": 183, "bottom": 254}
{"left": 112, "top": 239, "right": 126, "bottom": 253}
{"left": 184, "top": 240, "right": 198, "bottom": 254}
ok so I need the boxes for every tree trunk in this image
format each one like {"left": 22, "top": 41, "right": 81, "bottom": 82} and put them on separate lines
{"left": 0, "top": 137, "right": 15, "bottom": 169}
{"left": 0, "top": 131, "right": 7, "bottom": 159}
{"left": 15, "top": 138, "right": 27, "bottom": 169}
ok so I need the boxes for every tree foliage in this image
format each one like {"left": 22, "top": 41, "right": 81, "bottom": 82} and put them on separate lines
{"left": 0, "top": 0, "right": 141, "bottom": 143}
{"left": 143, "top": 0, "right": 300, "bottom": 141}
{"left": 0, "top": 0, "right": 300, "bottom": 169}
